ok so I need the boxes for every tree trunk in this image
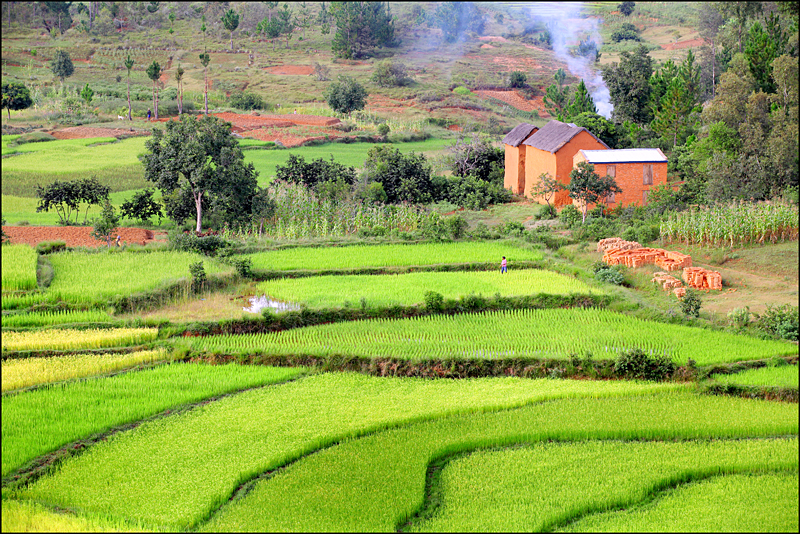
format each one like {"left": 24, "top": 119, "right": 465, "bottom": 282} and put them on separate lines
{"left": 204, "top": 68, "right": 208, "bottom": 114}
{"left": 230, "top": 31, "right": 233, "bottom": 50}
{"left": 711, "top": 39, "right": 716, "bottom": 99}
{"left": 194, "top": 191, "right": 203, "bottom": 233}
{"left": 178, "top": 80, "right": 182, "bottom": 114}
{"left": 155, "top": 85, "right": 159, "bottom": 119}
{"left": 127, "top": 72, "right": 132, "bottom": 120}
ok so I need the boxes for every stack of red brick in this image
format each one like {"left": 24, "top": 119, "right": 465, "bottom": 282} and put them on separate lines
{"left": 652, "top": 272, "right": 687, "bottom": 298}
{"left": 682, "top": 267, "right": 723, "bottom": 290}
{"left": 602, "top": 247, "right": 691, "bottom": 271}
{"left": 597, "top": 237, "right": 642, "bottom": 253}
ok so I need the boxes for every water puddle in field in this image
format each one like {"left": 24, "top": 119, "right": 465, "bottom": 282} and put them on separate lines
{"left": 243, "top": 295, "right": 300, "bottom": 314}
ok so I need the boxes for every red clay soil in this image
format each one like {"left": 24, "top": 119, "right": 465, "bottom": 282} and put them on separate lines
{"left": 2, "top": 226, "right": 165, "bottom": 248}
{"left": 661, "top": 38, "right": 706, "bottom": 50}
{"left": 478, "top": 36, "right": 511, "bottom": 42}
{"left": 213, "top": 112, "right": 340, "bottom": 128}
{"left": 263, "top": 65, "right": 314, "bottom": 75}
{"left": 480, "top": 44, "right": 496, "bottom": 49}
{"left": 49, "top": 126, "right": 151, "bottom": 139}
{"left": 473, "top": 90, "right": 550, "bottom": 115}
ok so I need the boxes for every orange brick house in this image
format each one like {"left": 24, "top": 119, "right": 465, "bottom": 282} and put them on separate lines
{"left": 517, "top": 120, "right": 609, "bottom": 206}
{"left": 502, "top": 123, "right": 539, "bottom": 195}
{"left": 573, "top": 148, "right": 668, "bottom": 207}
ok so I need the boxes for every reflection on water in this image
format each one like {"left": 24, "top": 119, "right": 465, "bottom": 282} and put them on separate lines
{"left": 243, "top": 294, "right": 300, "bottom": 314}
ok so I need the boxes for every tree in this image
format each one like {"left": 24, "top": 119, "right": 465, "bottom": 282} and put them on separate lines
{"left": 543, "top": 69, "right": 569, "bottom": 118}
{"left": 42, "top": 1, "right": 73, "bottom": 34}
{"left": 120, "top": 189, "right": 162, "bottom": 224}
{"left": 175, "top": 64, "right": 184, "bottom": 115}
{"left": 567, "top": 161, "right": 622, "bottom": 224}
{"left": 90, "top": 198, "right": 120, "bottom": 248}
{"left": 80, "top": 83, "right": 94, "bottom": 106}
{"left": 362, "top": 146, "right": 433, "bottom": 204}
{"left": 257, "top": 14, "right": 284, "bottom": 51}
{"left": 36, "top": 177, "right": 110, "bottom": 225}
{"left": 371, "top": 60, "right": 412, "bottom": 87}
{"left": 325, "top": 75, "right": 366, "bottom": 115}
{"left": 618, "top": 1, "right": 635, "bottom": 16}
{"left": 744, "top": 15, "right": 789, "bottom": 94}
{"left": 50, "top": 49, "right": 74, "bottom": 86}
{"left": 528, "top": 172, "right": 563, "bottom": 209}
{"left": 698, "top": 3, "right": 724, "bottom": 99}
{"left": 146, "top": 61, "right": 161, "bottom": 120}
{"left": 602, "top": 44, "right": 654, "bottom": 125}
{"left": 329, "top": 1, "right": 395, "bottom": 59}
{"left": 221, "top": 8, "right": 239, "bottom": 50}
{"left": 650, "top": 51, "right": 701, "bottom": 147}
{"left": 562, "top": 79, "right": 597, "bottom": 121}
{"left": 124, "top": 54, "right": 134, "bottom": 120}
{"left": 199, "top": 51, "right": 210, "bottom": 114}
{"left": 509, "top": 71, "right": 527, "bottom": 89}
{"left": 142, "top": 115, "right": 259, "bottom": 233}
{"left": 446, "top": 135, "right": 504, "bottom": 183}
{"left": 717, "top": 1, "right": 763, "bottom": 53}
{"left": 1, "top": 81, "right": 33, "bottom": 120}
{"left": 296, "top": 1, "right": 312, "bottom": 39}
{"left": 680, "top": 289, "right": 702, "bottom": 318}
{"left": 431, "top": 1, "right": 485, "bottom": 43}
{"left": 276, "top": 3, "right": 294, "bottom": 49}
{"left": 569, "top": 112, "right": 625, "bottom": 148}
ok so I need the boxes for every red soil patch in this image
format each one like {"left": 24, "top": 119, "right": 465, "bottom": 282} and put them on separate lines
{"left": 2, "top": 226, "right": 164, "bottom": 248}
{"left": 213, "top": 111, "right": 340, "bottom": 128}
{"left": 263, "top": 65, "right": 313, "bottom": 75}
{"left": 447, "top": 124, "right": 462, "bottom": 131}
{"left": 661, "top": 38, "right": 706, "bottom": 50}
{"left": 480, "top": 44, "right": 496, "bottom": 49}
{"left": 478, "top": 36, "right": 510, "bottom": 43}
{"left": 49, "top": 126, "right": 151, "bottom": 139}
{"left": 473, "top": 90, "right": 550, "bottom": 116}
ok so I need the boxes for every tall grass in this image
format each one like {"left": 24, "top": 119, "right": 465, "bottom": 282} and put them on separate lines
{"left": 16, "top": 375, "right": 679, "bottom": 531}
{"left": 712, "top": 365, "right": 799, "bottom": 389}
{"left": 199, "top": 392, "right": 797, "bottom": 532}
{"left": 2, "top": 309, "right": 113, "bottom": 328}
{"left": 1, "top": 244, "right": 38, "bottom": 291}
{"left": 2, "top": 328, "right": 158, "bottom": 352}
{"left": 180, "top": 308, "right": 798, "bottom": 365}
{"left": 1, "top": 363, "right": 306, "bottom": 477}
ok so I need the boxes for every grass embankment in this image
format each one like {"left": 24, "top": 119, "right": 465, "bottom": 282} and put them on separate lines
{"left": 1, "top": 363, "right": 306, "bottom": 478}
{"left": 180, "top": 308, "right": 797, "bottom": 365}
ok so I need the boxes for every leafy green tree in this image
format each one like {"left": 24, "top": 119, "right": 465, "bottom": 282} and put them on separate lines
{"left": 1, "top": 81, "right": 33, "bottom": 120}
{"left": 371, "top": 60, "right": 412, "bottom": 87}
{"left": 446, "top": 136, "right": 504, "bottom": 183}
{"left": 257, "top": 14, "right": 284, "bottom": 51}
{"left": 329, "top": 1, "right": 395, "bottom": 59}
{"left": 222, "top": 8, "right": 239, "bottom": 50}
{"left": 175, "top": 64, "right": 184, "bottom": 115}
{"left": 120, "top": 189, "right": 163, "bottom": 225}
{"left": 325, "top": 75, "right": 367, "bottom": 115}
{"left": 277, "top": 3, "right": 294, "bottom": 48}
{"left": 611, "top": 22, "right": 641, "bottom": 42}
{"left": 90, "top": 198, "right": 120, "bottom": 248}
{"left": 562, "top": 79, "right": 596, "bottom": 120}
{"left": 651, "top": 51, "right": 701, "bottom": 147}
{"left": 79, "top": 83, "right": 94, "bottom": 106}
{"left": 569, "top": 112, "right": 625, "bottom": 148}
{"left": 199, "top": 51, "right": 210, "bottom": 114}
{"left": 680, "top": 289, "right": 702, "bottom": 318}
{"left": 701, "top": 53, "right": 755, "bottom": 130}
{"left": 124, "top": 54, "right": 134, "bottom": 120}
{"left": 146, "top": 60, "right": 161, "bottom": 119}
{"left": 36, "top": 178, "right": 110, "bottom": 225}
{"left": 431, "top": 1, "right": 485, "bottom": 43}
{"left": 275, "top": 154, "right": 357, "bottom": 190}
{"left": 602, "top": 44, "right": 654, "bottom": 125}
{"left": 543, "top": 69, "right": 569, "bottom": 118}
{"left": 168, "top": 9, "right": 175, "bottom": 33}
{"left": 50, "top": 49, "right": 74, "bottom": 86}
{"left": 362, "top": 146, "right": 433, "bottom": 204}
{"left": 142, "top": 115, "right": 259, "bottom": 233}
{"left": 567, "top": 161, "right": 622, "bottom": 224}
{"left": 296, "top": 1, "right": 312, "bottom": 39}
{"left": 698, "top": 3, "right": 724, "bottom": 99}
{"left": 717, "top": 1, "right": 763, "bottom": 53}
{"left": 528, "top": 172, "right": 564, "bottom": 209}
{"left": 744, "top": 15, "right": 789, "bottom": 94}
{"left": 618, "top": 1, "right": 635, "bottom": 16}
{"left": 509, "top": 71, "right": 527, "bottom": 88}
{"left": 42, "top": 1, "right": 73, "bottom": 34}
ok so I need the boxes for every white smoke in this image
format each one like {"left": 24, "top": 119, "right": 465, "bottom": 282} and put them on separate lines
{"left": 518, "top": 1, "right": 613, "bottom": 118}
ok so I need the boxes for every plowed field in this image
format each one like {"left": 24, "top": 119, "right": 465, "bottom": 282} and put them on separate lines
{"left": 263, "top": 65, "right": 314, "bottom": 75}
{"left": 2, "top": 226, "right": 166, "bottom": 248}
{"left": 49, "top": 126, "right": 151, "bottom": 139}
{"left": 473, "top": 90, "right": 550, "bottom": 115}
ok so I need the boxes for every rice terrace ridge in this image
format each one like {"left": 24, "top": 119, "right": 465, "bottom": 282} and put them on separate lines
{"left": 1, "top": 1, "right": 798, "bottom": 532}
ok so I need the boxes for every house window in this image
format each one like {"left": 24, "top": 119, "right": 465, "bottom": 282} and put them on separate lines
{"left": 606, "top": 165, "right": 616, "bottom": 178}
{"left": 643, "top": 190, "right": 649, "bottom": 204}
{"left": 643, "top": 164, "right": 653, "bottom": 185}
{"left": 607, "top": 191, "right": 616, "bottom": 204}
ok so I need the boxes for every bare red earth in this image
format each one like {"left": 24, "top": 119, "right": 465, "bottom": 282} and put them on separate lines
{"left": 49, "top": 126, "right": 150, "bottom": 139}
{"left": 2, "top": 226, "right": 165, "bottom": 248}
{"left": 263, "top": 65, "right": 314, "bottom": 75}
{"left": 661, "top": 38, "right": 706, "bottom": 50}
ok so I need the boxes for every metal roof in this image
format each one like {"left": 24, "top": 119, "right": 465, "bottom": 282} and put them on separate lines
{"left": 579, "top": 148, "right": 668, "bottom": 163}
{"left": 522, "top": 120, "right": 609, "bottom": 153}
{"left": 502, "top": 123, "right": 539, "bottom": 147}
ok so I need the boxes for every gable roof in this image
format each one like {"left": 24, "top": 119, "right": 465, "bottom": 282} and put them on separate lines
{"left": 579, "top": 148, "right": 668, "bottom": 164}
{"left": 502, "top": 123, "right": 539, "bottom": 147}
{"left": 522, "top": 120, "right": 609, "bottom": 153}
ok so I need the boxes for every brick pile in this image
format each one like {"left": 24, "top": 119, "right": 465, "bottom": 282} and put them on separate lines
{"left": 654, "top": 250, "right": 692, "bottom": 272}
{"left": 602, "top": 247, "right": 691, "bottom": 271}
{"left": 651, "top": 272, "right": 683, "bottom": 291}
{"left": 597, "top": 237, "right": 641, "bottom": 253}
{"left": 682, "top": 267, "right": 723, "bottom": 290}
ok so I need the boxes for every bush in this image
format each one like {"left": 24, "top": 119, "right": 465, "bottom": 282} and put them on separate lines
{"left": 120, "top": 189, "right": 162, "bottom": 225}
{"left": 35, "top": 241, "right": 67, "bottom": 254}
{"left": 371, "top": 60, "right": 413, "bottom": 87}
{"left": 443, "top": 174, "right": 510, "bottom": 210}
{"left": 452, "top": 86, "right": 472, "bottom": 96}
{"left": 470, "top": 222, "right": 496, "bottom": 240}
{"left": 189, "top": 261, "right": 206, "bottom": 293}
{"left": 534, "top": 204, "right": 557, "bottom": 220}
{"left": 614, "top": 348, "right": 675, "bottom": 381}
{"left": 509, "top": 71, "right": 527, "bottom": 88}
{"left": 446, "top": 214, "right": 468, "bottom": 239}
{"left": 595, "top": 267, "right": 624, "bottom": 285}
{"left": 229, "top": 90, "right": 268, "bottom": 111}
{"left": 558, "top": 205, "right": 582, "bottom": 229}
{"left": 756, "top": 304, "right": 799, "bottom": 341}
{"left": 679, "top": 289, "right": 702, "bottom": 318}
{"left": 326, "top": 76, "right": 367, "bottom": 115}
{"left": 231, "top": 257, "right": 252, "bottom": 278}
{"left": 171, "top": 232, "right": 229, "bottom": 256}
{"left": 12, "top": 132, "right": 56, "bottom": 145}
{"left": 502, "top": 221, "right": 525, "bottom": 237}
{"left": 377, "top": 123, "right": 390, "bottom": 136}
{"left": 635, "top": 224, "right": 660, "bottom": 244}
{"left": 424, "top": 290, "right": 444, "bottom": 311}
{"left": 419, "top": 212, "right": 449, "bottom": 241}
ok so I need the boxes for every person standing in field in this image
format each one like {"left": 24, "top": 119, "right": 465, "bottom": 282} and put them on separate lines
{"left": 147, "top": 109, "right": 152, "bottom": 121}
{"left": 115, "top": 235, "right": 122, "bottom": 247}
{"left": 501, "top": 256, "right": 507, "bottom": 274}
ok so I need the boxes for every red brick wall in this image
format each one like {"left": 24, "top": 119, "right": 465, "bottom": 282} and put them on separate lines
{"left": 573, "top": 152, "right": 668, "bottom": 207}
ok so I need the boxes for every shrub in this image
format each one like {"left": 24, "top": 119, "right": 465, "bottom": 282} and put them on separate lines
{"left": 535, "top": 204, "right": 557, "bottom": 220}
{"left": 229, "top": 91, "right": 268, "bottom": 111}
{"left": 756, "top": 304, "right": 799, "bottom": 341}
{"left": 377, "top": 123, "right": 390, "bottom": 136}
{"left": 12, "top": 132, "right": 56, "bottom": 145}
{"left": 171, "top": 232, "right": 229, "bottom": 256}
{"left": 231, "top": 257, "right": 253, "bottom": 278}
{"left": 635, "top": 224, "right": 659, "bottom": 244}
{"left": 470, "top": 222, "right": 496, "bottom": 239}
{"left": 424, "top": 290, "right": 444, "bottom": 312}
{"left": 371, "top": 60, "right": 412, "bottom": 87}
{"left": 120, "top": 189, "right": 162, "bottom": 225}
{"left": 680, "top": 289, "right": 702, "bottom": 318}
{"left": 727, "top": 307, "right": 750, "bottom": 329}
{"left": 502, "top": 221, "right": 525, "bottom": 237}
{"left": 420, "top": 212, "right": 449, "bottom": 241}
{"left": 452, "top": 86, "right": 472, "bottom": 96}
{"left": 595, "top": 267, "right": 624, "bottom": 285}
{"left": 558, "top": 205, "right": 582, "bottom": 229}
{"left": 446, "top": 214, "right": 468, "bottom": 239}
{"left": 189, "top": 261, "right": 206, "bottom": 293}
{"left": 614, "top": 348, "right": 675, "bottom": 381}
{"left": 35, "top": 241, "right": 67, "bottom": 254}
{"left": 509, "top": 71, "right": 527, "bottom": 88}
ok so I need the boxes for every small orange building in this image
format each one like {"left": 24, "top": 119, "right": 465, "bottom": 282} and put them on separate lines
{"left": 520, "top": 120, "right": 609, "bottom": 206}
{"left": 573, "top": 148, "right": 668, "bottom": 207}
{"left": 502, "top": 123, "right": 539, "bottom": 195}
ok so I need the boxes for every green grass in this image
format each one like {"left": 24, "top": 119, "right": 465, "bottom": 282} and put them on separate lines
{"left": 414, "top": 440, "right": 797, "bottom": 532}
{"left": 0, "top": 499, "right": 148, "bottom": 533}
{"left": 1, "top": 309, "right": 114, "bottom": 328}
{"left": 1, "top": 363, "right": 305, "bottom": 477}
{"left": 712, "top": 365, "right": 799, "bottom": 389}
{"left": 15, "top": 374, "right": 679, "bottom": 531}
{"left": 255, "top": 268, "right": 600, "bottom": 309}
{"left": 1, "top": 348, "right": 170, "bottom": 392}
{"left": 244, "top": 242, "right": 543, "bottom": 271}
{"left": 2, "top": 190, "right": 150, "bottom": 226}
{"left": 559, "top": 471, "right": 798, "bottom": 533}
{"left": 45, "top": 250, "right": 232, "bottom": 305}
{"left": 1, "top": 243, "right": 38, "bottom": 292}
{"left": 200, "top": 393, "right": 797, "bottom": 532}
{"left": 180, "top": 308, "right": 798, "bottom": 365}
